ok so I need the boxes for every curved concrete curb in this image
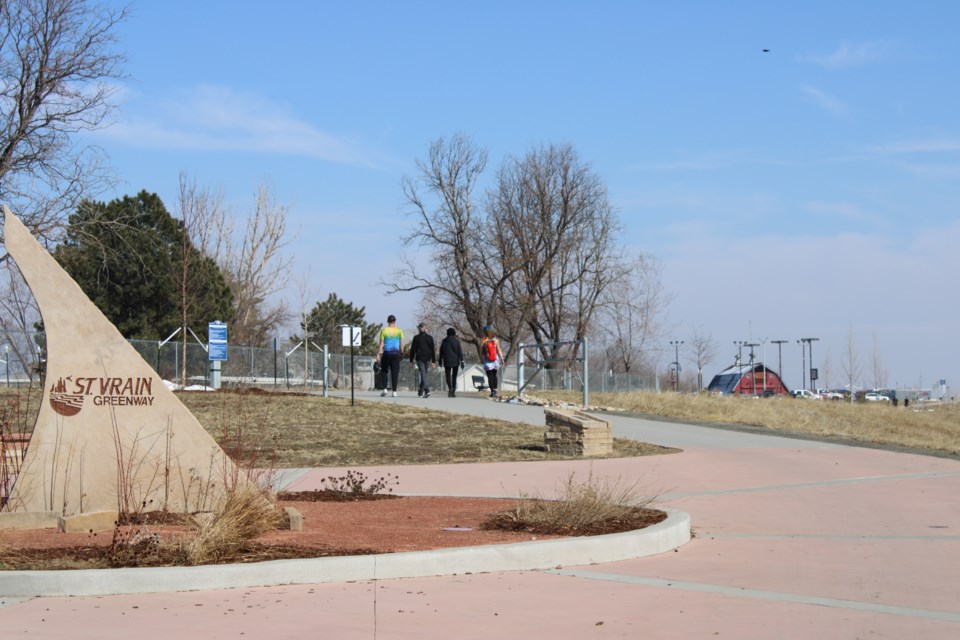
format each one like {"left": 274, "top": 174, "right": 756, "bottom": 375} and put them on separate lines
{"left": 0, "top": 509, "right": 690, "bottom": 597}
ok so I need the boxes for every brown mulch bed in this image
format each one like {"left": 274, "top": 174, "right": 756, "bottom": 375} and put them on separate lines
{"left": 0, "top": 496, "right": 666, "bottom": 571}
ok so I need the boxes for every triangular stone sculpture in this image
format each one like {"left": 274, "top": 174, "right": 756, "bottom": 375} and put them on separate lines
{"left": 2, "top": 206, "right": 239, "bottom": 516}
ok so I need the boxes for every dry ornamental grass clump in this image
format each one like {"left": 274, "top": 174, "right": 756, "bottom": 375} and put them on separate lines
{"left": 180, "top": 483, "right": 284, "bottom": 565}
{"left": 484, "top": 471, "right": 665, "bottom": 535}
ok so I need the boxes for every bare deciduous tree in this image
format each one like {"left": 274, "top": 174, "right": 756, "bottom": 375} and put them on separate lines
{"left": 176, "top": 173, "right": 230, "bottom": 383}
{"left": 842, "top": 325, "right": 862, "bottom": 401}
{"left": 178, "top": 173, "right": 229, "bottom": 265}
{"left": 870, "top": 333, "right": 887, "bottom": 390}
{"left": 290, "top": 268, "right": 318, "bottom": 387}
{"left": 179, "top": 175, "right": 293, "bottom": 348}
{"left": 386, "top": 133, "right": 508, "bottom": 358}
{"left": 688, "top": 327, "right": 718, "bottom": 391}
{"left": 388, "top": 135, "right": 651, "bottom": 370}
{"left": 0, "top": 263, "right": 42, "bottom": 382}
{"left": 221, "top": 181, "right": 293, "bottom": 346}
{"left": 820, "top": 350, "right": 833, "bottom": 390}
{"left": 0, "top": 0, "right": 127, "bottom": 248}
{"left": 492, "top": 143, "right": 622, "bottom": 365}
{"left": 600, "top": 254, "right": 669, "bottom": 374}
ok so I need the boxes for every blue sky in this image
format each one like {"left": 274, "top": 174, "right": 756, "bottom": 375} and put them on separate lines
{"left": 89, "top": 1, "right": 960, "bottom": 393}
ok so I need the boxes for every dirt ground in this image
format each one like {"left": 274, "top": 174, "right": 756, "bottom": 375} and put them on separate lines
{"left": 0, "top": 496, "right": 665, "bottom": 569}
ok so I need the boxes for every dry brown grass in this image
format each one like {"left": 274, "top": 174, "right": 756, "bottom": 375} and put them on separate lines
{"left": 177, "top": 390, "right": 670, "bottom": 467}
{"left": 179, "top": 483, "right": 284, "bottom": 565}
{"left": 487, "top": 471, "right": 661, "bottom": 534}
{"left": 542, "top": 390, "right": 960, "bottom": 455}
{"left": 4, "top": 385, "right": 956, "bottom": 463}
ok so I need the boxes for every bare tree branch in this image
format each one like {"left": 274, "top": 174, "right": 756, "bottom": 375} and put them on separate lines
{"left": 383, "top": 133, "right": 508, "bottom": 357}
{"left": 0, "top": 0, "right": 127, "bottom": 248}
{"left": 599, "top": 254, "right": 669, "bottom": 374}
{"left": 687, "top": 327, "right": 718, "bottom": 391}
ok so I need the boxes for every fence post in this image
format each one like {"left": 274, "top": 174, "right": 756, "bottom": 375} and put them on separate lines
{"left": 582, "top": 336, "right": 589, "bottom": 407}
{"left": 322, "top": 344, "right": 329, "bottom": 398}
{"left": 517, "top": 342, "right": 525, "bottom": 400}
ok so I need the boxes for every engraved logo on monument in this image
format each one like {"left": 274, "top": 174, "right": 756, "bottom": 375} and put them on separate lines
{"left": 49, "top": 376, "right": 84, "bottom": 416}
{"left": 48, "top": 375, "right": 157, "bottom": 416}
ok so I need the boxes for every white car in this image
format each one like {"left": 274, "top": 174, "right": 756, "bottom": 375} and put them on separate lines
{"left": 791, "top": 389, "right": 820, "bottom": 399}
{"left": 865, "top": 392, "right": 890, "bottom": 402}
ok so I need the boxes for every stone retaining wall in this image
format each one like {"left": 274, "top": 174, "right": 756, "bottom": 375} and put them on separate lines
{"left": 543, "top": 408, "right": 613, "bottom": 456}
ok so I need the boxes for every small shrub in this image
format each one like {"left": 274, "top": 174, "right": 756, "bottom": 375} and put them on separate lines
{"left": 324, "top": 470, "right": 397, "bottom": 496}
{"left": 106, "top": 525, "right": 163, "bottom": 568}
{"left": 485, "top": 471, "right": 661, "bottom": 534}
{"left": 180, "top": 483, "right": 284, "bottom": 565}
{"left": 277, "top": 471, "right": 400, "bottom": 502}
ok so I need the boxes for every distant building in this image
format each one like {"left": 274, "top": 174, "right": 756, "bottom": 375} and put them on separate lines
{"left": 707, "top": 362, "right": 790, "bottom": 396}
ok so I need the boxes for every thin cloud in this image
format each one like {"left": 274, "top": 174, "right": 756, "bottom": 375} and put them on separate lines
{"left": 802, "top": 40, "right": 896, "bottom": 70}
{"left": 805, "top": 201, "right": 874, "bottom": 223}
{"left": 895, "top": 161, "right": 960, "bottom": 178}
{"left": 98, "top": 85, "right": 375, "bottom": 167}
{"left": 865, "top": 136, "right": 960, "bottom": 155}
{"left": 800, "top": 85, "right": 849, "bottom": 116}
{"left": 628, "top": 150, "right": 788, "bottom": 172}
{"left": 630, "top": 158, "right": 728, "bottom": 172}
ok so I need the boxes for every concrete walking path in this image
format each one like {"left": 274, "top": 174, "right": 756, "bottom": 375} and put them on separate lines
{"left": 1, "top": 390, "right": 958, "bottom": 639}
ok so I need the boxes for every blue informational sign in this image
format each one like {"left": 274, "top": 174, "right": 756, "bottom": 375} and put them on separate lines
{"left": 208, "top": 321, "right": 228, "bottom": 361}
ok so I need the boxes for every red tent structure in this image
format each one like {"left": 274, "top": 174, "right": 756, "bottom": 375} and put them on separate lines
{"left": 707, "top": 362, "right": 790, "bottom": 396}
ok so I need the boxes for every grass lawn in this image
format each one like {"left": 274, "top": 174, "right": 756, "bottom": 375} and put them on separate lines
{"left": 537, "top": 390, "right": 960, "bottom": 456}
{"left": 5, "top": 385, "right": 956, "bottom": 469}
{"left": 176, "top": 390, "right": 672, "bottom": 467}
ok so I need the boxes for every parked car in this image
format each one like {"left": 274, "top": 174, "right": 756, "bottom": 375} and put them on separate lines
{"left": 791, "top": 389, "right": 820, "bottom": 399}
{"left": 821, "top": 390, "right": 845, "bottom": 400}
{"left": 865, "top": 392, "right": 890, "bottom": 402}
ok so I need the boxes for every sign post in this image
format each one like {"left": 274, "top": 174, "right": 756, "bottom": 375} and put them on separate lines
{"left": 208, "top": 321, "right": 228, "bottom": 390}
{"left": 340, "top": 325, "right": 361, "bottom": 406}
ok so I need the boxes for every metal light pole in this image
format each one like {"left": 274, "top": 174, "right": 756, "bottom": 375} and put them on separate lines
{"left": 799, "top": 337, "right": 819, "bottom": 392}
{"left": 771, "top": 339, "right": 788, "bottom": 392}
{"left": 797, "top": 339, "right": 806, "bottom": 391}
{"left": 745, "top": 342, "right": 759, "bottom": 395}
{"left": 804, "top": 337, "right": 819, "bottom": 391}
{"left": 669, "top": 340, "right": 684, "bottom": 391}
{"left": 733, "top": 341, "right": 747, "bottom": 394}
{"left": 760, "top": 338, "right": 768, "bottom": 394}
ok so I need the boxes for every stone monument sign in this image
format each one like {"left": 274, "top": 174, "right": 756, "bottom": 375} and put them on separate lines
{"left": 1, "top": 206, "right": 239, "bottom": 519}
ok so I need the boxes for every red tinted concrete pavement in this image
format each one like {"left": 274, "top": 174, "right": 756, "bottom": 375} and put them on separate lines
{"left": 2, "top": 407, "right": 959, "bottom": 639}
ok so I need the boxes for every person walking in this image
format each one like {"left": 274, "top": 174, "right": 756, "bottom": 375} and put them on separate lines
{"left": 480, "top": 325, "right": 505, "bottom": 398}
{"left": 438, "top": 327, "right": 465, "bottom": 397}
{"left": 409, "top": 323, "right": 436, "bottom": 398}
{"left": 376, "top": 315, "right": 404, "bottom": 397}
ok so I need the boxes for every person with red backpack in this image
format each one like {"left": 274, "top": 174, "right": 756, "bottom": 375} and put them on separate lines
{"left": 480, "top": 325, "right": 504, "bottom": 398}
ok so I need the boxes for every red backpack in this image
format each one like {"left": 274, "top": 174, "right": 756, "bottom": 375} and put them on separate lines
{"left": 483, "top": 339, "right": 497, "bottom": 363}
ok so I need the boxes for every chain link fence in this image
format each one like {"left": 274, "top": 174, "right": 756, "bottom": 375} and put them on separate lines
{"left": 0, "top": 329, "right": 655, "bottom": 395}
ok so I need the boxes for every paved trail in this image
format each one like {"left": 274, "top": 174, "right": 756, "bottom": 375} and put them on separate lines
{"left": 2, "top": 391, "right": 958, "bottom": 639}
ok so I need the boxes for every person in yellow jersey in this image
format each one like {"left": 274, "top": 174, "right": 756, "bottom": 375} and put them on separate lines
{"left": 376, "top": 315, "right": 404, "bottom": 397}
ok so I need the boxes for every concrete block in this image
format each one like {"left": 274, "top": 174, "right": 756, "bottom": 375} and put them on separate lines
{"left": 284, "top": 506, "right": 303, "bottom": 532}
{"left": 0, "top": 510, "right": 60, "bottom": 531}
{"left": 58, "top": 510, "right": 119, "bottom": 533}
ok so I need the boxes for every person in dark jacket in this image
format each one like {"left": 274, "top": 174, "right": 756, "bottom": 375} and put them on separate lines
{"left": 438, "top": 327, "right": 465, "bottom": 397}
{"left": 409, "top": 323, "right": 436, "bottom": 398}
